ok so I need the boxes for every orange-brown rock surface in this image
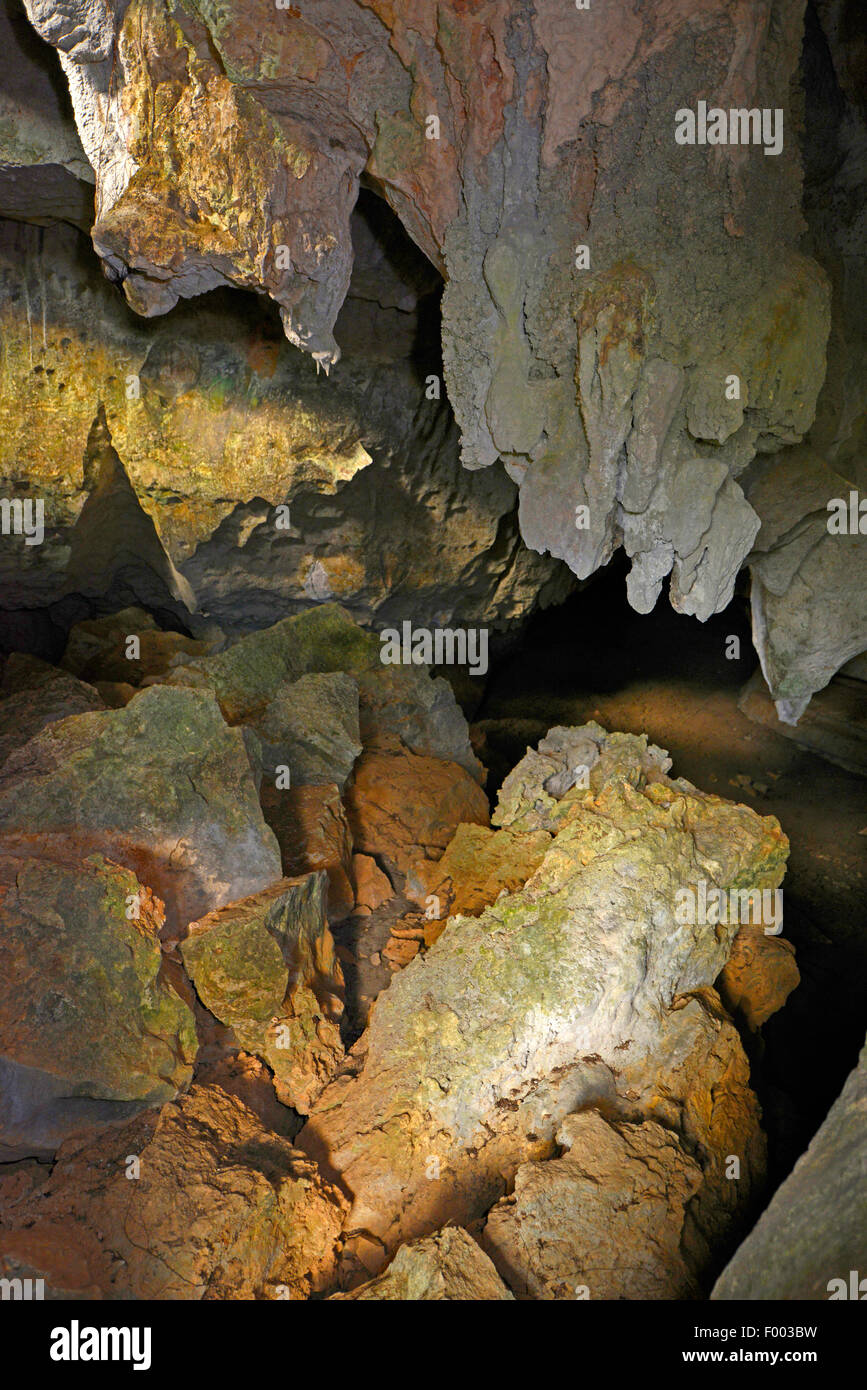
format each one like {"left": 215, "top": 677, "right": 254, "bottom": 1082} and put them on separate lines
{"left": 0, "top": 1085, "right": 347, "bottom": 1299}
{"left": 717, "top": 925, "right": 801, "bottom": 1031}
{"left": 345, "top": 742, "right": 490, "bottom": 889}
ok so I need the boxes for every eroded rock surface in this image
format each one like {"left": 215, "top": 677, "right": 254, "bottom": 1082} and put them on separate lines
{"left": 482, "top": 1112, "right": 703, "bottom": 1300}
{"left": 298, "top": 724, "right": 787, "bottom": 1278}
{"left": 332, "top": 1227, "right": 513, "bottom": 1302}
{"left": 0, "top": 684, "right": 282, "bottom": 931}
{"left": 13, "top": 0, "right": 862, "bottom": 710}
{"left": 0, "top": 846, "right": 195, "bottom": 1158}
{"left": 712, "top": 1035, "right": 867, "bottom": 1301}
{"left": 181, "top": 875, "right": 344, "bottom": 1114}
{"left": 0, "top": 1085, "right": 347, "bottom": 1298}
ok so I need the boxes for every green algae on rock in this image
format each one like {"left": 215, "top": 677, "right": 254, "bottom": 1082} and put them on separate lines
{"left": 0, "top": 848, "right": 196, "bottom": 1158}
{"left": 181, "top": 874, "right": 344, "bottom": 1114}
{"left": 0, "top": 684, "right": 282, "bottom": 932}
{"left": 298, "top": 723, "right": 788, "bottom": 1276}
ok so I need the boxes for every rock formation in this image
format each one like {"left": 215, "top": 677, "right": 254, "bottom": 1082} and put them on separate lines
{"left": 0, "top": 0, "right": 861, "bottom": 1312}
{"left": 2, "top": 0, "right": 862, "bottom": 709}
{"left": 713, "top": 1034, "right": 867, "bottom": 1300}
{"left": 298, "top": 724, "right": 786, "bottom": 1285}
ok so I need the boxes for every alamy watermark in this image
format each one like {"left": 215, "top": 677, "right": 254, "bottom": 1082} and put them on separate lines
{"left": 675, "top": 101, "right": 783, "bottom": 156}
{"left": 379, "top": 621, "right": 489, "bottom": 676}
{"left": 675, "top": 879, "right": 783, "bottom": 934}
{"left": 0, "top": 497, "right": 44, "bottom": 545}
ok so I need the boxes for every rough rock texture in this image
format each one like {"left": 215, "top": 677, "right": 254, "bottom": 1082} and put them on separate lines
{"left": 0, "top": 656, "right": 104, "bottom": 766}
{"left": 358, "top": 665, "right": 485, "bottom": 785}
{"left": 0, "top": 1085, "right": 347, "bottom": 1298}
{"left": 414, "top": 821, "right": 551, "bottom": 944}
{"left": 0, "top": 846, "right": 196, "bottom": 1159}
{"left": 620, "top": 991, "right": 767, "bottom": 1272}
{"left": 740, "top": 0, "right": 867, "bottom": 718}
{"left": 0, "top": 211, "right": 567, "bottom": 650}
{"left": 331, "top": 1227, "right": 513, "bottom": 1301}
{"left": 717, "top": 925, "right": 800, "bottom": 1031}
{"left": 61, "top": 606, "right": 212, "bottom": 684}
{"left": 181, "top": 875, "right": 344, "bottom": 1114}
{"left": 0, "top": 684, "right": 281, "bottom": 932}
{"left": 253, "top": 672, "right": 362, "bottom": 788}
{"left": 352, "top": 853, "right": 394, "bottom": 915}
{"left": 0, "top": 0, "right": 92, "bottom": 226}
{"left": 299, "top": 724, "right": 786, "bottom": 1274}
{"left": 261, "top": 782, "right": 355, "bottom": 924}
{"left": 11, "top": 0, "right": 862, "bottom": 711}
{"left": 712, "top": 1035, "right": 867, "bottom": 1300}
{"left": 161, "top": 602, "right": 377, "bottom": 722}
{"left": 482, "top": 1111, "right": 703, "bottom": 1300}
{"left": 744, "top": 448, "right": 867, "bottom": 722}
{"left": 345, "top": 742, "right": 490, "bottom": 889}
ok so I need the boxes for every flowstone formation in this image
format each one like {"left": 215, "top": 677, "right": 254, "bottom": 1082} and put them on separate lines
{"left": 0, "top": 596, "right": 812, "bottom": 1300}
{"left": 14, "top": 0, "right": 865, "bottom": 713}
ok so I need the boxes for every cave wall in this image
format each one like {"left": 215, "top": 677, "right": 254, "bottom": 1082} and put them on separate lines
{"left": 2, "top": 0, "right": 866, "bottom": 708}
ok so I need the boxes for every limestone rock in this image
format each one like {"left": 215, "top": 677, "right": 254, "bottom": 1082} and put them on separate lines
{"left": 0, "top": 846, "right": 196, "bottom": 1158}
{"left": 332, "top": 1228, "right": 513, "bottom": 1301}
{"left": 0, "top": 215, "right": 565, "bottom": 651}
{"left": 19, "top": 0, "right": 832, "bottom": 658}
{"left": 0, "top": 0, "right": 93, "bottom": 226}
{"left": 358, "top": 665, "right": 485, "bottom": 785}
{"left": 62, "top": 607, "right": 213, "bottom": 685}
{"left": 352, "top": 853, "right": 394, "bottom": 915}
{"left": 345, "top": 744, "right": 490, "bottom": 888}
{"left": 262, "top": 781, "right": 355, "bottom": 924}
{"left": 482, "top": 1112, "right": 702, "bottom": 1300}
{"left": 0, "top": 685, "right": 282, "bottom": 933}
{"left": 621, "top": 992, "right": 768, "bottom": 1270}
{"left": 298, "top": 726, "right": 787, "bottom": 1266}
{"left": 254, "top": 671, "right": 362, "bottom": 788}
{"left": 717, "top": 926, "right": 800, "bottom": 1031}
{"left": 162, "top": 603, "right": 377, "bottom": 725}
{"left": 414, "top": 822, "right": 551, "bottom": 945}
{"left": 181, "top": 876, "right": 344, "bottom": 1115}
{"left": 0, "top": 1085, "right": 347, "bottom": 1299}
{"left": 712, "top": 1036, "right": 867, "bottom": 1300}
{"left": 744, "top": 449, "right": 867, "bottom": 723}
{"left": 0, "top": 660, "right": 103, "bottom": 767}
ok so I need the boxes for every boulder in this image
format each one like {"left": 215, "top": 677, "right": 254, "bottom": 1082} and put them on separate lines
{"left": 262, "top": 781, "right": 355, "bottom": 923}
{"left": 181, "top": 876, "right": 344, "bottom": 1115}
{"left": 352, "top": 853, "right": 394, "bottom": 915}
{"left": 0, "top": 846, "right": 196, "bottom": 1159}
{"left": 712, "top": 1036, "right": 867, "bottom": 1301}
{"left": 0, "top": 685, "right": 282, "bottom": 934}
{"left": 0, "top": 1085, "right": 347, "bottom": 1299}
{"left": 62, "top": 607, "right": 213, "bottom": 686}
{"left": 254, "top": 671, "right": 361, "bottom": 788}
{"left": 482, "top": 1112, "right": 702, "bottom": 1300}
{"left": 717, "top": 926, "right": 800, "bottom": 1031}
{"left": 413, "top": 822, "right": 551, "bottom": 944}
{"left": 0, "top": 661, "right": 103, "bottom": 767}
{"left": 358, "top": 665, "right": 485, "bottom": 785}
{"left": 344, "top": 742, "right": 490, "bottom": 888}
{"left": 161, "top": 603, "right": 378, "bottom": 724}
{"left": 298, "top": 726, "right": 786, "bottom": 1270}
{"left": 332, "top": 1228, "right": 513, "bottom": 1301}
